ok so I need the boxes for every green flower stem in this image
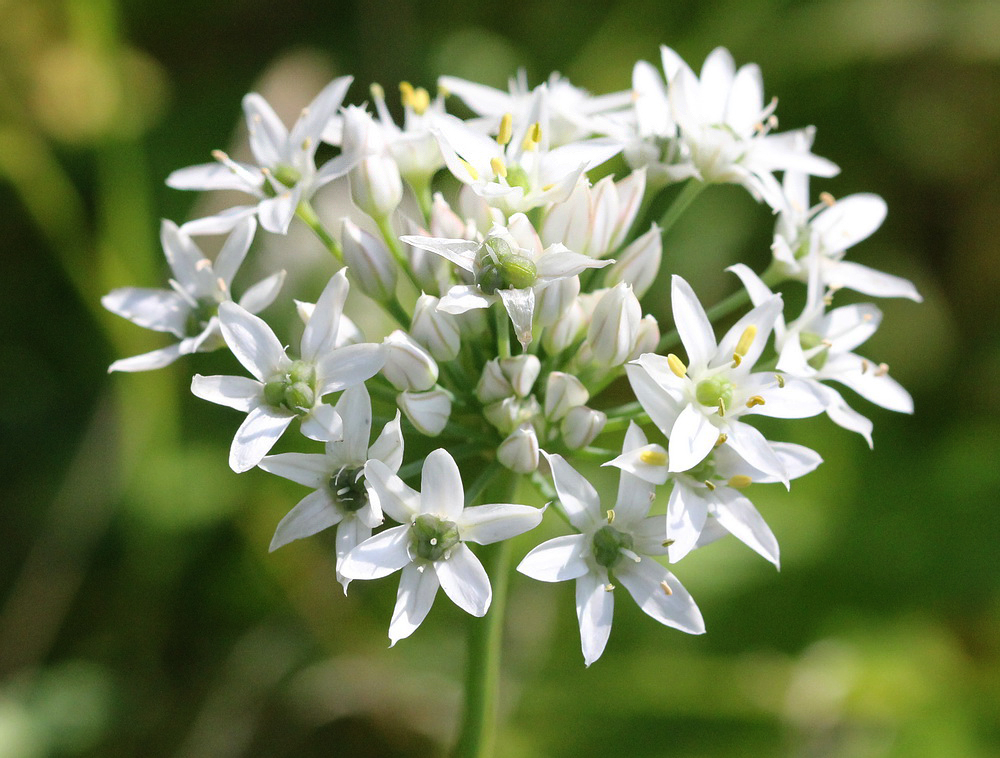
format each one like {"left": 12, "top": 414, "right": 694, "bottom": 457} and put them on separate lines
{"left": 494, "top": 306, "right": 511, "bottom": 359}
{"left": 657, "top": 178, "right": 705, "bottom": 238}
{"left": 598, "top": 413, "right": 651, "bottom": 434}
{"left": 375, "top": 214, "right": 424, "bottom": 294}
{"left": 452, "top": 467, "right": 516, "bottom": 758}
{"left": 296, "top": 201, "right": 343, "bottom": 262}
{"left": 408, "top": 175, "right": 434, "bottom": 224}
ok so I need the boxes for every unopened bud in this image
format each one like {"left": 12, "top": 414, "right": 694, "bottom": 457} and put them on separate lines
{"left": 605, "top": 224, "right": 661, "bottom": 298}
{"left": 500, "top": 355, "right": 541, "bottom": 398}
{"left": 588, "top": 283, "right": 641, "bottom": 366}
{"left": 483, "top": 396, "right": 541, "bottom": 435}
{"left": 629, "top": 315, "right": 660, "bottom": 360}
{"left": 476, "top": 359, "right": 513, "bottom": 404}
{"left": 561, "top": 406, "right": 606, "bottom": 449}
{"left": 544, "top": 372, "right": 589, "bottom": 421}
{"left": 497, "top": 424, "right": 540, "bottom": 473}
{"left": 542, "top": 300, "right": 586, "bottom": 354}
{"left": 382, "top": 331, "right": 438, "bottom": 391}
{"left": 350, "top": 154, "right": 403, "bottom": 220}
{"left": 398, "top": 388, "right": 451, "bottom": 436}
{"left": 411, "top": 294, "right": 461, "bottom": 361}
{"left": 535, "top": 275, "right": 580, "bottom": 326}
{"left": 341, "top": 218, "right": 397, "bottom": 301}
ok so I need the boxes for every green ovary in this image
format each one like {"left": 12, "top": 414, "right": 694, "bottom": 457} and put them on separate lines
{"left": 695, "top": 376, "right": 735, "bottom": 411}
{"left": 412, "top": 514, "right": 461, "bottom": 562}
{"left": 329, "top": 467, "right": 368, "bottom": 512}
{"left": 475, "top": 237, "right": 538, "bottom": 294}
{"left": 263, "top": 360, "right": 317, "bottom": 415}
{"left": 592, "top": 525, "right": 634, "bottom": 569}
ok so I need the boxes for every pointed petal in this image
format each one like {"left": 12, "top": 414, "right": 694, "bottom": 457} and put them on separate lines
{"left": 180, "top": 205, "right": 259, "bottom": 237}
{"left": 666, "top": 481, "right": 708, "bottom": 562}
{"left": 616, "top": 557, "right": 705, "bottom": 634}
{"left": 166, "top": 162, "right": 260, "bottom": 192}
{"left": 459, "top": 503, "right": 544, "bottom": 545}
{"left": 397, "top": 235, "right": 480, "bottom": 273}
{"left": 300, "top": 402, "right": 344, "bottom": 442}
{"left": 230, "top": 406, "right": 294, "bottom": 472}
{"left": 340, "top": 525, "right": 412, "bottom": 580}
{"left": 716, "top": 296, "right": 782, "bottom": 372}
{"left": 535, "top": 246, "right": 611, "bottom": 279}
{"left": 439, "top": 284, "right": 494, "bottom": 314}
{"left": 109, "top": 343, "right": 185, "bottom": 373}
{"left": 667, "top": 404, "right": 718, "bottom": 473}
{"left": 671, "top": 276, "right": 716, "bottom": 369}
{"left": 825, "top": 353, "right": 914, "bottom": 413}
{"left": 218, "top": 302, "right": 286, "bottom": 380}
{"left": 331, "top": 384, "right": 373, "bottom": 463}
{"left": 257, "top": 189, "right": 300, "bottom": 235}
{"left": 364, "top": 459, "right": 420, "bottom": 523}
{"left": 316, "top": 343, "right": 385, "bottom": 395}
{"left": 605, "top": 445, "right": 669, "bottom": 486}
{"left": 420, "top": 448, "right": 465, "bottom": 520}
{"left": 435, "top": 544, "right": 491, "bottom": 617}
{"left": 302, "top": 270, "right": 349, "bottom": 361}
{"left": 712, "top": 488, "right": 779, "bottom": 567}
{"left": 498, "top": 288, "right": 535, "bottom": 348}
{"left": 388, "top": 562, "right": 439, "bottom": 645}
{"left": 269, "top": 489, "right": 342, "bottom": 551}
{"left": 626, "top": 363, "right": 683, "bottom": 434}
{"left": 102, "top": 287, "right": 188, "bottom": 336}
{"left": 258, "top": 452, "right": 330, "bottom": 488}
{"left": 213, "top": 217, "right": 258, "bottom": 286}
{"left": 369, "top": 412, "right": 404, "bottom": 472}
{"left": 517, "top": 535, "right": 590, "bottom": 582}
{"left": 238, "top": 270, "right": 286, "bottom": 313}
{"left": 725, "top": 420, "right": 788, "bottom": 486}
{"left": 825, "top": 261, "right": 922, "bottom": 302}
{"left": 576, "top": 569, "right": 614, "bottom": 667}
{"left": 542, "top": 452, "right": 602, "bottom": 532}
{"left": 335, "top": 516, "right": 373, "bottom": 592}
{"left": 813, "top": 193, "right": 886, "bottom": 253}
{"left": 191, "top": 374, "right": 262, "bottom": 411}
{"left": 242, "top": 92, "right": 288, "bottom": 167}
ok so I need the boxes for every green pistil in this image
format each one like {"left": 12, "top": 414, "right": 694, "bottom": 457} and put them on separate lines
{"left": 685, "top": 455, "right": 717, "bottom": 484}
{"left": 504, "top": 164, "right": 531, "bottom": 192}
{"left": 592, "top": 525, "right": 634, "bottom": 569}
{"left": 412, "top": 514, "right": 461, "bottom": 562}
{"left": 329, "top": 467, "right": 368, "bottom": 512}
{"left": 263, "top": 360, "right": 318, "bottom": 415}
{"left": 695, "top": 376, "right": 735, "bottom": 412}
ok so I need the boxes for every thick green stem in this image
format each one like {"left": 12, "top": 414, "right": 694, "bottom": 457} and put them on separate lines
{"left": 494, "top": 305, "right": 511, "bottom": 359}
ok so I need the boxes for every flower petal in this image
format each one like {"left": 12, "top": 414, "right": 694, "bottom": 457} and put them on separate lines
{"left": 458, "top": 503, "right": 544, "bottom": 545}
{"left": 388, "top": 562, "right": 439, "bottom": 646}
{"left": 213, "top": 217, "right": 257, "bottom": 287}
{"left": 242, "top": 92, "right": 288, "bottom": 167}
{"left": 364, "top": 459, "right": 420, "bottom": 523}
{"left": 229, "top": 406, "right": 294, "bottom": 472}
{"left": 542, "top": 452, "right": 602, "bottom": 533}
{"left": 109, "top": 343, "right": 185, "bottom": 373}
{"left": 420, "top": 448, "right": 465, "bottom": 520}
{"left": 268, "top": 489, "right": 342, "bottom": 551}
{"left": 368, "top": 412, "right": 404, "bottom": 472}
{"left": 335, "top": 516, "right": 372, "bottom": 593}
{"left": 300, "top": 402, "right": 344, "bottom": 442}
{"left": 331, "top": 384, "right": 373, "bottom": 464}
{"left": 258, "top": 452, "right": 329, "bottom": 488}
{"left": 826, "top": 261, "right": 922, "bottom": 302}
{"left": 218, "top": 302, "right": 287, "bottom": 381}
{"left": 101, "top": 287, "right": 187, "bottom": 337}
{"left": 711, "top": 488, "right": 779, "bottom": 567}
{"left": 302, "top": 270, "right": 349, "bottom": 362}
{"left": 576, "top": 569, "right": 614, "bottom": 667}
{"left": 315, "top": 343, "right": 386, "bottom": 395}
{"left": 498, "top": 287, "right": 535, "bottom": 348}
{"left": 238, "top": 270, "right": 286, "bottom": 314}
{"left": 435, "top": 544, "right": 491, "bottom": 617}
{"left": 341, "top": 525, "right": 412, "bottom": 580}
{"left": 666, "top": 480, "right": 708, "bottom": 563}
{"left": 517, "top": 534, "right": 590, "bottom": 582}
{"left": 667, "top": 404, "right": 718, "bottom": 473}
{"left": 670, "top": 276, "right": 716, "bottom": 369}
{"left": 397, "top": 235, "right": 480, "bottom": 273}
{"left": 615, "top": 557, "right": 705, "bottom": 634}
{"left": 191, "top": 374, "right": 262, "bottom": 412}
{"left": 724, "top": 420, "right": 788, "bottom": 486}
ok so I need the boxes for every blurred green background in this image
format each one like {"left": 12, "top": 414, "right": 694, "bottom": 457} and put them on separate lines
{"left": 2, "top": 0, "right": 999, "bottom": 755}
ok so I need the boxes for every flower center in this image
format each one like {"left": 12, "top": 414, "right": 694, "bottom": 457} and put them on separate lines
{"left": 695, "top": 376, "right": 735, "bottom": 413}
{"left": 263, "top": 164, "right": 302, "bottom": 197}
{"left": 474, "top": 237, "right": 537, "bottom": 294}
{"left": 411, "top": 514, "right": 461, "bottom": 562}
{"left": 263, "top": 360, "right": 317, "bottom": 415}
{"left": 592, "top": 525, "right": 634, "bottom": 569}
{"left": 328, "top": 466, "right": 368, "bottom": 512}
{"left": 185, "top": 297, "right": 219, "bottom": 337}
{"left": 799, "top": 331, "right": 829, "bottom": 370}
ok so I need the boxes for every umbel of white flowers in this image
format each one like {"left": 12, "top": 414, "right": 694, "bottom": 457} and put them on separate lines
{"left": 103, "top": 45, "right": 919, "bottom": 664}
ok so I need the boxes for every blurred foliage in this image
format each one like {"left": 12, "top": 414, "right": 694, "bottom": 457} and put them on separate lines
{"left": 1, "top": 0, "right": 999, "bottom": 755}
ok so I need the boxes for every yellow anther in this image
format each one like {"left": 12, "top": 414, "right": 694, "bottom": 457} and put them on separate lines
{"left": 735, "top": 325, "right": 757, "bottom": 357}
{"left": 715, "top": 433, "right": 728, "bottom": 447}
{"left": 775, "top": 373, "right": 785, "bottom": 388}
{"left": 399, "top": 81, "right": 415, "bottom": 105}
{"left": 521, "top": 122, "right": 541, "bottom": 151}
{"left": 370, "top": 82, "right": 385, "bottom": 100}
{"left": 490, "top": 157, "right": 508, "bottom": 178}
{"left": 718, "top": 397, "right": 727, "bottom": 416}
{"left": 667, "top": 353, "right": 687, "bottom": 378}
{"left": 862, "top": 312, "right": 874, "bottom": 321}
{"left": 606, "top": 509, "right": 616, "bottom": 524}
{"left": 732, "top": 354, "right": 742, "bottom": 368}
{"left": 497, "top": 113, "right": 513, "bottom": 146}
{"left": 704, "top": 480, "right": 716, "bottom": 491}
{"left": 437, "top": 83, "right": 451, "bottom": 98}
{"left": 541, "top": 182, "right": 555, "bottom": 191}
{"left": 861, "top": 360, "right": 870, "bottom": 374}
{"left": 460, "top": 158, "right": 479, "bottom": 181}
{"left": 875, "top": 362, "right": 889, "bottom": 377}
{"left": 662, "top": 538, "right": 675, "bottom": 547}
{"left": 411, "top": 87, "right": 430, "bottom": 114}
{"left": 216, "top": 277, "right": 228, "bottom": 292}
{"left": 823, "top": 293, "right": 835, "bottom": 306}
{"left": 638, "top": 449, "right": 668, "bottom": 467}
{"left": 211, "top": 149, "right": 230, "bottom": 162}
{"left": 660, "top": 580, "right": 674, "bottom": 596}
{"left": 821, "top": 338, "right": 833, "bottom": 347}
{"left": 746, "top": 395, "right": 766, "bottom": 408}
{"left": 195, "top": 258, "right": 211, "bottom": 271}
{"left": 819, "top": 191, "right": 836, "bottom": 207}
{"left": 728, "top": 475, "right": 752, "bottom": 489}
{"left": 604, "top": 583, "right": 615, "bottom": 592}
{"left": 301, "top": 137, "right": 312, "bottom": 151}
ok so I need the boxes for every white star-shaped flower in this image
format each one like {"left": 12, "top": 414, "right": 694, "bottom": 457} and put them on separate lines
{"left": 340, "top": 449, "right": 544, "bottom": 646}
{"left": 167, "top": 77, "right": 357, "bottom": 235}
{"left": 191, "top": 270, "right": 385, "bottom": 472}
{"left": 102, "top": 218, "right": 284, "bottom": 372}
{"left": 259, "top": 383, "right": 403, "bottom": 591}
{"left": 518, "top": 424, "right": 705, "bottom": 666}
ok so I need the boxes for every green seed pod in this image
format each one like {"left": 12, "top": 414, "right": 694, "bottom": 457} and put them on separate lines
{"left": 504, "top": 164, "right": 531, "bottom": 191}
{"left": 500, "top": 254, "right": 537, "bottom": 289}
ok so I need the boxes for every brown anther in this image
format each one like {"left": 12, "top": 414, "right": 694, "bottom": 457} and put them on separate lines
{"left": 820, "top": 191, "right": 836, "bottom": 207}
{"left": 662, "top": 538, "right": 675, "bottom": 547}
{"left": 875, "top": 362, "right": 889, "bottom": 377}
{"left": 861, "top": 359, "right": 870, "bottom": 374}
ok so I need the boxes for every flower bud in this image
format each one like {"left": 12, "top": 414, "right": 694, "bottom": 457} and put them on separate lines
{"left": 382, "top": 331, "right": 438, "bottom": 391}
{"left": 540, "top": 179, "right": 591, "bottom": 255}
{"left": 561, "top": 406, "right": 607, "bottom": 449}
{"left": 500, "top": 355, "right": 541, "bottom": 398}
{"left": 544, "top": 372, "right": 589, "bottom": 421}
{"left": 497, "top": 423, "right": 540, "bottom": 473}
{"left": 588, "top": 283, "right": 641, "bottom": 366}
{"left": 484, "top": 396, "right": 541, "bottom": 435}
{"left": 398, "top": 388, "right": 451, "bottom": 436}
{"left": 341, "top": 218, "right": 397, "bottom": 301}
{"left": 351, "top": 153, "right": 403, "bottom": 220}
{"left": 411, "top": 294, "right": 460, "bottom": 361}
{"left": 535, "top": 275, "right": 580, "bottom": 326}
{"left": 476, "top": 359, "right": 513, "bottom": 404}
{"left": 605, "top": 224, "right": 662, "bottom": 298}
{"left": 542, "top": 300, "right": 587, "bottom": 354}
{"left": 607, "top": 168, "right": 646, "bottom": 251}
{"left": 629, "top": 315, "right": 660, "bottom": 360}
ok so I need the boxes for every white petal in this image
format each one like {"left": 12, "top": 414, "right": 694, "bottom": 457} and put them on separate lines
{"left": 335, "top": 516, "right": 372, "bottom": 592}
{"left": 289, "top": 76, "right": 353, "bottom": 162}
{"left": 315, "top": 343, "right": 386, "bottom": 395}
{"left": 821, "top": 304, "right": 882, "bottom": 354}
{"left": 109, "top": 343, "right": 185, "bottom": 373}
{"left": 420, "top": 448, "right": 465, "bottom": 520}
{"left": 341, "top": 525, "right": 412, "bottom": 580}
{"left": 726, "top": 263, "right": 776, "bottom": 308}
{"left": 613, "top": 424, "right": 657, "bottom": 524}
{"left": 439, "top": 284, "right": 494, "bottom": 314}
{"left": 712, "top": 488, "right": 780, "bottom": 567}
{"left": 724, "top": 421, "right": 788, "bottom": 486}
{"left": 242, "top": 92, "right": 288, "bottom": 166}
{"left": 666, "top": 481, "right": 708, "bottom": 563}
{"left": 368, "top": 412, "right": 404, "bottom": 472}
{"left": 269, "top": 489, "right": 342, "bottom": 551}
{"left": 238, "top": 270, "right": 286, "bottom": 314}
{"left": 517, "top": 535, "right": 590, "bottom": 582}
{"left": 716, "top": 296, "right": 782, "bottom": 371}
{"left": 435, "top": 544, "right": 491, "bottom": 617}
{"left": 437, "top": 76, "right": 512, "bottom": 116}
{"left": 180, "top": 205, "right": 259, "bottom": 236}
{"left": 541, "top": 139, "right": 623, "bottom": 178}
{"left": 102, "top": 287, "right": 187, "bottom": 336}
{"left": 742, "top": 375, "right": 826, "bottom": 419}
{"left": 699, "top": 47, "right": 736, "bottom": 123}
{"left": 398, "top": 235, "right": 479, "bottom": 273}
{"left": 388, "top": 562, "right": 439, "bottom": 645}
{"left": 769, "top": 442, "right": 824, "bottom": 482}
{"left": 725, "top": 63, "right": 764, "bottom": 132}
{"left": 826, "top": 261, "right": 922, "bottom": 302}
{"left": 229, "top": 406, "right": 294, "bottom": 472}
{"left": 813, "top": 193, "right": 886, "bottom": 253}
{"left": 671, "top": 276, "right": 716, "bottom": 369}
{"left": 822, "top": 389, "right": 874, "bottom": 447}
{"left": 213, "top": 217, "right": 257, "bottom": 286}
{"left": 258, "top": 452, "right": 330, "bottom": 488}
{"left": 166, "top": 162, "right": 259, "bottom": 192}
{"left": 498, "top": 288, "right": 535, "bottom": 348}
{"left": 616, "top": 558, "right": 705, "bottom": 634}
{"left": 302, "top": 270, "right": 349, "bottom": 362}
{"left": 543, "top": 452, "right": 602, "bottom": 533}
{"left": 364, "top": 459, "right": 420, "bottom": 524}
{"left": 191, "top": 374, "right": 262, "bottom": 412}
{"left": 667, "top": 404, "right": 718, "bottom": 473}
{"left": 576, "top": 569, "right": 614, "bottom": 667}
{"left": 604, "top": 446, "right": 669, "bottom": 486}
{"left": 332, "top": 384, "right": 373, "bottom": 463}
{"left": 458, "top": 503, "right": 544, "bottom": 545}
{"left": 257, "top": 189, "right": 300, "bottom": 235}
{"left": 626, "top": 363, "right": 683, "bottom": 434}
{"left": 300, "top": 402, "right": 344, "bottom": 442}
{"left": 825, "top": 353, "right": 914, "bottom": 413}
{"left": 535, "top": 247, "right": 611, "bottom": 279}
{"left": 218, "top": 302, "right": 286, "bottom": 381}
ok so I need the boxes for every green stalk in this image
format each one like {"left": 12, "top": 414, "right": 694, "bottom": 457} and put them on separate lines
{"left": 297, "top": 201, "right": 343, "bottom": 262}
{"left": 375, "top": 214, "right": 424, "bottom": 294}
{"left": 657, "top": 178, "right": 705, "bottom": 237}
{"left": 494, "top": 306, "right": 511, "bottom": 359}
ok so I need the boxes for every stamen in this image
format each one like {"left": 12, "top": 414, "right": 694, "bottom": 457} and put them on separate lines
{"left": 660, "top": 580, "right": 673, "bottom": 596}
{"left": 370, "top": 82, "right": 385, "bottom": 101}
{"left": 662, "top": 539, "right": 675, "bottom": 547}
{"left": 216, "top": 277, "right": 228, "bottom": 292}
{"left": 775, "top": 373, "right": 785, "bottom": 388}
{"left": 862, "top": 312, "right": 874, "bottom": 321}
{"left": 604, "top": 583, "right": 615, "bottom": 592}
{"left": 541, "top": 182, "right": 555, "bottom": 191}
{"left": 521, "top": 122, "right": 541, "bottom": 151}
{"left": 639, "top": 449, "right": 668, "bottom": 467}
{"left": 746, "top": 395, "right": 766, "bottom": 408}
{"left": 399, "top": 81, "right": 416, "bottom": 107}
{"left": 490, "top": 157, "right": 508, "bottom": 178}
{"left": 861, "top": 360, "right": 870, "bottom": 374}
{"left": 667, "top": 353, "right": 687, "bottom": 378}
{"left": 437, "top": 83, "right": 451, "bottom": 98}
{"left": 715, "top": 433, "right": 728, "bottom": 447}
{"left": 460, "top": 159, "right": 479, "bottom": 181}
{"left": 195, "top": 259, "right": 211, "bottom": 271}
{"left": 821, "top": 339, "right": 833, "bottom": 347}
{"left": 704, "top": 480, "right": 716, "bottom": 491}
{"left": 875, "top": 362, "right": 889, "bottom": 377}
{"left": 732, "top": 354, "right": 742, "bottom": 368}
{"left": 728, "top": 475, "right": 752, "bottom": 489}
{"left": 412, "top": 87, "right": 430, "bottom": 114}
{"left": 606, "top": 509, "right": 616, "bottom": 524}
{"left": 735, "top": 325, "right": 757, "bottom": 358}
{"left": 718, "top": 397, "right": 726, "bottom": 416}
{"left": 820, "top": 191, "right": 836, "bottom": 207}
{"left": 497, "top": 113, "right": 513, "bottom": 146}
{"left": 301, "top": 137, "right": 312, "bottom": 152}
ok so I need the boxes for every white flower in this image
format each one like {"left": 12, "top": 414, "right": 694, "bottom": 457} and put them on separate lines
{"left": 340, "top": 449, "right": 544, "bottom": 645}
{"left": 628, "top": 275, "right": 825, "bottom": 483}
{"left": 539, "top": 172, "right": 646, "bottom": 258}
{"left": 167, "top": 77, "right": 356, "bottom": 235}
{"left": 432, "top": 86, "right": 622, "bottom": 216}
{"left": 102, "top": 218, "right": 284, "bottom": 372}
{"left": 729, "top": 261, "right": 914, "bottom": 446}
{"left": 191, "top": 271, "right": 385, "bottom": 472}
{"left": 771, "top": 165, "right": 922, "bottom": 301}
{"left": 259, "top": 384, "right": 403, "bottom": 591}
{"left": 518, "top": 425, "right": 704, "bottom": 666}
{"left": 607, "top": 435, "right": 821, "bottom": 566}
{"left": 366, "top": 82, "right": 446, "bottom": 187}
{"left": 401, "top": 218, "right": 610, "bottom": 347}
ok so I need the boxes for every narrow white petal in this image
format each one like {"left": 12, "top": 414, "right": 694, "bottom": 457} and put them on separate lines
{"left": 616, "top": 558, "right": 705, "bottom": 634}
{"left": 604, "top": 446, "right": 669, "bottom": 486}
{"left": 315, "top": 343, "right": 386, "bottom": 395}
{"left": 626, "top": 363, "right": 683, "bottom": 434}
{"left": 498, "top": 288, "right": 535, "bottom": 348}
{"left": 458, "top": 504, "right": 544, "bottom": 545}
{"left": 213, "top": 217, "right": 257, "bottom": 286}
{"left": 397, "top": 235, "right": 479, "bottom": 273}
{"left": 269, "top": 489, "right": 342, "bottom": 551}
{"left": 712, "top": 488, "right": 779, "bottom": 567}
{"left": 671, "top": 276, "right": 716, "bottom": 369}
{"left": 102, "top": 286, "right": 189, "bottom": 337}
{"left": 743, "top": 375, "right": 826, "bottom": 419}
{"left": 666, "top": 481, "right": 708, "bottom": 563}
{"left": 388, "top": 562, "right": 440, "bottom": 645}
{"left": 166, "top": 162, "right": 259, "bottom": 192}
{"left": 825, "top": 353, "right": 914, "bottom": 413}
{"left": 242, "top": 92, "right": 288, "bottom": 166}
{"left": 435, "top": 544, "right": 492, "bottom": 617}
{"left": 813, "top": 193, "right": 886, "bottom": 253}
{"left": 576, "top": 569, "right": 614, "bottom": 667}
{"left": 724, "top": 421, "right": 788, "bottom": 486}
{"left": 535, "top": 247, "right": 611, "bottom": 279}
{"left": 238, "top": 271, "right": 286, "bottom": 314}
{"left": 180, "top": 206, "right": 259, "bottom": 237}
{"left": 302, "top": 270, "right": 349, "bottom": 362}
{"left": 333, "top": 384, "right": 373, "bottom": 463}
{"left": 335, "top": 516, "right": 372, "bottom": 593}
{"left": 299, "top": 402, "right": 343, "bottom": 442}
{"left": 716, "top": 296, "right": 782, "bottom": 371}
{"left": 257, "top": 189, "right": 300, "bottom": 235}
{"left": 543, "top": 452, "right": 602, "bottom": 533}
{"left": 368, "top": 412, "right": 404, "bottom": 472}
{"left": 826, "top": 261, "right": 922, "bottom": 302}
{"left": 218, "top": 302, "right": 286, "bottom": 381}
{"left": 517, "top": 535, "right": 590, "bottom": 582}
{"left": 258, "top": 452, "right": 329, "bottom": 488}
{"left": 821, "top": 304, "right": 882, "bottom": 354}
{"left": 340, "top": 525, "right": 412, "bottom": 580}
{"left": 229, "top": 406, "right": 294, "bottom": 472}
{"left": 667, "top": 404, "right": 718, "bottom": 473}
{"left": 420, "top": 449, "right": 465, "bottom": 520}
{"left": 109, "top": 343, "right": 185, "bottom": 373}
{"left": 191, "top": 374, "right": 262, "bottom": 412}
{"left": 364, "top": 459, "right": 420, "bottom": 524}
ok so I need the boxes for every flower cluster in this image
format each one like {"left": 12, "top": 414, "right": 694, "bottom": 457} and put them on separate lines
{"left": 105, "top": 47, "right": 919, "bottom": 664}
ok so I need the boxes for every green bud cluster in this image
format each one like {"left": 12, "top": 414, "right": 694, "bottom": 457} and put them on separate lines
{"left": 412, "top": 514, "right": 461, "bottom": 562}
{"left": 329, "top": 466, "right": 368, "bottom": 512}
{"left": 475, "top": 237, "right": 538, "bottom": 294}
{"left": 592, "top": 525, "right": 634, "bottom": 569}
{"left": 263, "top": 360, "right": 318, "bottom": 415}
